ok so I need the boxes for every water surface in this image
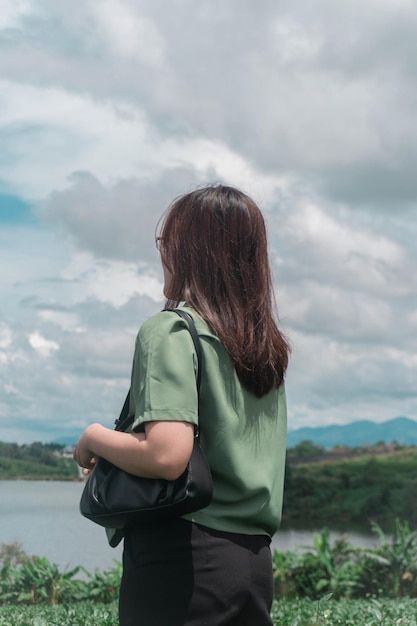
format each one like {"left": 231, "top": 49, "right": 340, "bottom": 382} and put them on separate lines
{"left": 0, "top": 481, "right": 378, "bottom": 573}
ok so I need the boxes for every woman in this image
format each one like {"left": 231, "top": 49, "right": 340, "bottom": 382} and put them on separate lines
{"left": 74, "top": 184, "right": 290, "bottom": 626}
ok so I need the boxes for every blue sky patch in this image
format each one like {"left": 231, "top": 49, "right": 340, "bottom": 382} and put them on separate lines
{"left": 0, "top": 194, "right": 36, "bottom": 224}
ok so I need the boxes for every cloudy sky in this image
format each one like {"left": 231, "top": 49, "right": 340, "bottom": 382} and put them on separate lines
{"left": 1, "top": 0, "right": 416, "bottom": 444}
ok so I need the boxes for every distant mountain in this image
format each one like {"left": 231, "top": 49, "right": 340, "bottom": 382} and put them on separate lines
{"left": 52, "top": 435, "right": 78, "bottom": 447}
{"left": 286, "top": 416, "right": 417, "bottom": 449}
{"left": 53, "top": 416, "right": 417, "bottom": 450}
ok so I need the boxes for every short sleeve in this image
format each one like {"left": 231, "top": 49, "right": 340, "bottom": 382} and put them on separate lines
{"left": 130, "top": 311, "right": 199, "bottom": 429}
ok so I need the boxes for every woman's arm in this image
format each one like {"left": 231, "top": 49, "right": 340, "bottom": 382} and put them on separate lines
{"left": 73, "top": 420, "right": 195, "bottom": 481}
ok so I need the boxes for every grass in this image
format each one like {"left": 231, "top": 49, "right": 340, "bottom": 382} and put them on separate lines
{"left": 1, "top": 598, "right": 416, "bottom": 625}
{"left": 272, "top": 596, "right": 416, "bottom": 624}
{"left": 0, "top": 603, "right": 117, "bottom": 626}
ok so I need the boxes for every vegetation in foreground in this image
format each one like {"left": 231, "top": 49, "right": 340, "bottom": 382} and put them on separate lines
{"left": 272, "top": 596, "right": 417, "bottom": 625}
{"left": 0, "top": 543, "right": 121, "bottom": 606}
{"left": 1, "top": 598, "right": 417, "bottom": 625}
{"left": 2, "top": 519, "right": 417, "bottom": 625}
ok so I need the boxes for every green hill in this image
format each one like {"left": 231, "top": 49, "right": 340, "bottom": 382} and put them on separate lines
{"left": 0, "top": 441, "right": 79, "bottom": 480}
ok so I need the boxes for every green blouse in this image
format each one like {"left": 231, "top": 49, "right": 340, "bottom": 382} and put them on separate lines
{"left": 129, "top": 306, "right": 287, "bottom": 538}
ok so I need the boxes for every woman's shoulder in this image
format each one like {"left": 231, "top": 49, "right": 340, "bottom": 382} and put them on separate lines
{"left": 139, "top": 307, "right": 217, "bottom": 341}
{"left": 133, "top": 311, "right": 191, "bottom": 362}
{"left": 138, "top": 309, "right": 180, "bottom": 338}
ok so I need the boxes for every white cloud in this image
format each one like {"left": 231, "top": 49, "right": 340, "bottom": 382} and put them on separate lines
{"left": 385, "top": 347, "right": 417, "bottom": 370}
{"left": 286, "top": 326, "right": 417, "bottom": 429}
{"left": 275, "top": 199, "right": 411, "bottom": 297}
{"left": 60, "top": 252, "right": 163, "bottom": 307}
{"left": 0, "top": 0, "right": 32, "bottom": 29}
{"left": 270, "top": 17, "right": 323, "bottom": 65}
{"left": 0, "top": 81, "right": 152, "bottom": 197}
{"left": 0, "top": 79, "right": 288, "bottom": 201}
{"left": 91, "top": 0, "right": 165, "bottom": 66}
{"left": 28, "top": 332, "right": 59, "bottom": 357}
{"left": 0, "top": 0, "right": 417, "bottom": 441}
{"left": 37, "top": 310, "right": 83, "bottom": 332}
{"left": 281, "top": 284, "right": 394, "bottom": 340}
{"left": 0, "top": 323, "right": 12, "bottom": 349}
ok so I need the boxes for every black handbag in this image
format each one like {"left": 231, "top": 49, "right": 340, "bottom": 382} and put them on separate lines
{"left": 79, "top": 309, "right": 212, "bottom": 536}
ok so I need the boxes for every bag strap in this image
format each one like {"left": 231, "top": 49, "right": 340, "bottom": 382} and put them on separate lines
{"left": 167, "top": 308, "right": 203, "bottom": 394}
{"left": 114, "top": 308, "right": 202, "bottom": 431}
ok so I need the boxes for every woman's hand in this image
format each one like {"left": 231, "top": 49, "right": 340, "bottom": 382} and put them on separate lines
{"left": 73, "top": 423, "right": 102, "bottom": 469}
{"left": 82, "top": 467, "right": 94, "bottom": 480}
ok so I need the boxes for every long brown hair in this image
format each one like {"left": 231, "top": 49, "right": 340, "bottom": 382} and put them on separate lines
{"left": 158, "top": 184, "right": 290, "bottom": 397}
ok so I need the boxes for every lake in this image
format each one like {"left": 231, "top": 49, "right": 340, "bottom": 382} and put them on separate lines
{"left": 0, "top": 481, "right": 379, "bottom": 574}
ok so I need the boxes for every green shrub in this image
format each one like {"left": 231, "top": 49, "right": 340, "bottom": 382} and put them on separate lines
{"left": 0, "top": 547, "right": 121, "bottom": 607}
{"left": 275, "top": 528, "right": 360, "bottom": 600}
{"left": 83, "top": 562, "right": 122, "bottom": 604}
{"left": 356, "top": 519, "right": 417, "bottom": 598}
